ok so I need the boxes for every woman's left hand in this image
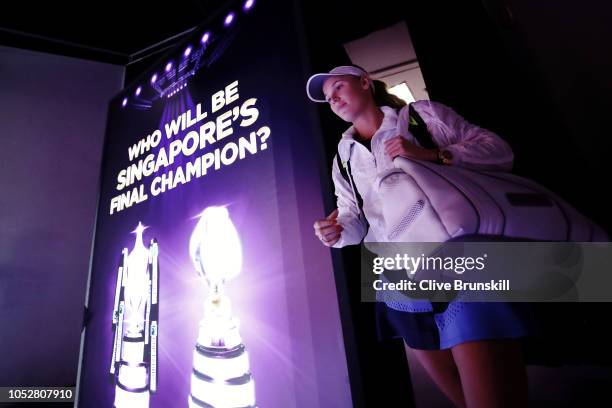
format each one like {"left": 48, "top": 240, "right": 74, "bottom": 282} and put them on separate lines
{"left": 384, "top": 136, "right": 438, "bottom": 162}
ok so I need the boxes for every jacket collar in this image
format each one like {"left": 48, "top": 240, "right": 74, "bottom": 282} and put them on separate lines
{"left": 338, "top": 106, "right": 398, "bottom": 160}
{"left": 340, "top": 105, "right": 398, "bottom": 140}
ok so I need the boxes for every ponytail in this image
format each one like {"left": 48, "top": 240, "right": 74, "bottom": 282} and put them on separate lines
{"left": 372, "top": 79, "right": 407, "bottom": 110}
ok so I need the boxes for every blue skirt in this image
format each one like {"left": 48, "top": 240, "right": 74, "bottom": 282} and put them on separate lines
{"left": 376, "top": 300, "right": 541, "bottom": 350}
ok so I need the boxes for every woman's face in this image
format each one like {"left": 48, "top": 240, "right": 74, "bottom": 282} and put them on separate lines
{"left": 322, "top": 75, "right": 372, "bottom": 123}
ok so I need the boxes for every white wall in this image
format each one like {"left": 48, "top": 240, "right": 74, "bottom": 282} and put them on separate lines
{"left": 344, "top": 22, "right": 430, "bottom": 101}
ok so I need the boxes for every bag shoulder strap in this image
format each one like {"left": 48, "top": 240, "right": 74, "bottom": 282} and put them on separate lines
{"left": 335, "top": 153, "right": 350, "bottom": 187}
{"left": 335, "top": 153, "right": 367, "bottom": 226}
{"left": 407, "top": 102, "right": 438, "bottom": 150}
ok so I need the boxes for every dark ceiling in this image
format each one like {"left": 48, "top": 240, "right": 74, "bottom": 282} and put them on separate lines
{"left": 0, "top": 0, "right": 409, "bottom": 87}
{"left": 0, "top": 0, "right": 406, "bottom": 67}
{"left": 0, "top": 0, "right": 232, "bottom": 65}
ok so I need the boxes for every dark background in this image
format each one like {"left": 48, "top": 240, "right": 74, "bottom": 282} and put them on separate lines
{"left": 300, "top": 1, "right": 612, "bottom": 406}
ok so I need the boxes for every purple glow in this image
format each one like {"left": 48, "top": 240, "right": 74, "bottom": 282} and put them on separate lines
{"left": 150, "top": 73, "right": 157, "bottom": 84}
{"left": 224, "top": 12, "right": 235, "bottom": 26}
{"left": 135, "top": 86, "right": 142, "bottom": 96}
{"left": 122, "top": 97, "right": 127, "bottom": 107}
{"left": 165, "top": 62, "right": 173, "bottom": 72}
{"left": 243, "top": 0, "right": 255, "bottom": 10}
{"left": 201, "top": 32, "right": 210, "bottom": 44}
{"left": 184, "top": 46, "right": 192, "bottom": 58}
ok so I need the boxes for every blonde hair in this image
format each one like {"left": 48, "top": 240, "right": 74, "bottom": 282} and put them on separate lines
{"left": 372, "top": 79, "right": 407, "bottom": 109}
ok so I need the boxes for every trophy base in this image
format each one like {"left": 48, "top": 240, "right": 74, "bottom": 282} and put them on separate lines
{"left": 190, "top": 343, "right": 256, "bottom": 408}
{"left": 114, "top": 382, "right": 150, "bottom": 408}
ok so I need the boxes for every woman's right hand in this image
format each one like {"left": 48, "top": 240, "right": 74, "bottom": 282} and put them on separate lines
{"left": 314, "top": 209, "right": 343, "bottom": 247}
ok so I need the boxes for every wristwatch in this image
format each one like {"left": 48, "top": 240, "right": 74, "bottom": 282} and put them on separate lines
{"left": 437, "top": 148, "right": 453, "bottom": 165}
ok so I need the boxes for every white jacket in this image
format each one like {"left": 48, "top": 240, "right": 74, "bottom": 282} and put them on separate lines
{"left": 331, "top": 101, "right": 514, "bottom": 248}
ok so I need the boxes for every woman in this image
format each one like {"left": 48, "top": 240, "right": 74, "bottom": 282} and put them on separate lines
{"left": 308, "top": 65, "right": 534, "bottom": 407}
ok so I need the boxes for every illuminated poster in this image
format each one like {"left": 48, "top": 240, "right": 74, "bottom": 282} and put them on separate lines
{"left": 77, "top": 1, "right": 352, "bottom": 406}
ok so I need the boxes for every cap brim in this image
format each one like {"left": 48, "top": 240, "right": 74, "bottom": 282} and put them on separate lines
{"left": 306, "top": 73, "right": 335, "bottom": 103}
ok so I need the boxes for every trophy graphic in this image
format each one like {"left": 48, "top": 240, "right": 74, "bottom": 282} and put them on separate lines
{"left": 188, "top": 207, "right": 256, "bottom": 408}
{"left": 110, "top": 222, "right": 159, "bottom": 407}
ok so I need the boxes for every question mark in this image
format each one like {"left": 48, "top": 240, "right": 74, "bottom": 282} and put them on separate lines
{"left": 257, "top": 126, "right": 271, "bottom": 150}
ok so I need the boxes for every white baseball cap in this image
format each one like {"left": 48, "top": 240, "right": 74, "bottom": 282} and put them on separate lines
{"left": 306, "top": 65, "right": 374, "bottom": 103}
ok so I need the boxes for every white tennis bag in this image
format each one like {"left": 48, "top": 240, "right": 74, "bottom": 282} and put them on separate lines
{"left": 376, "top": 157, "right": 609, "bottom": 242}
